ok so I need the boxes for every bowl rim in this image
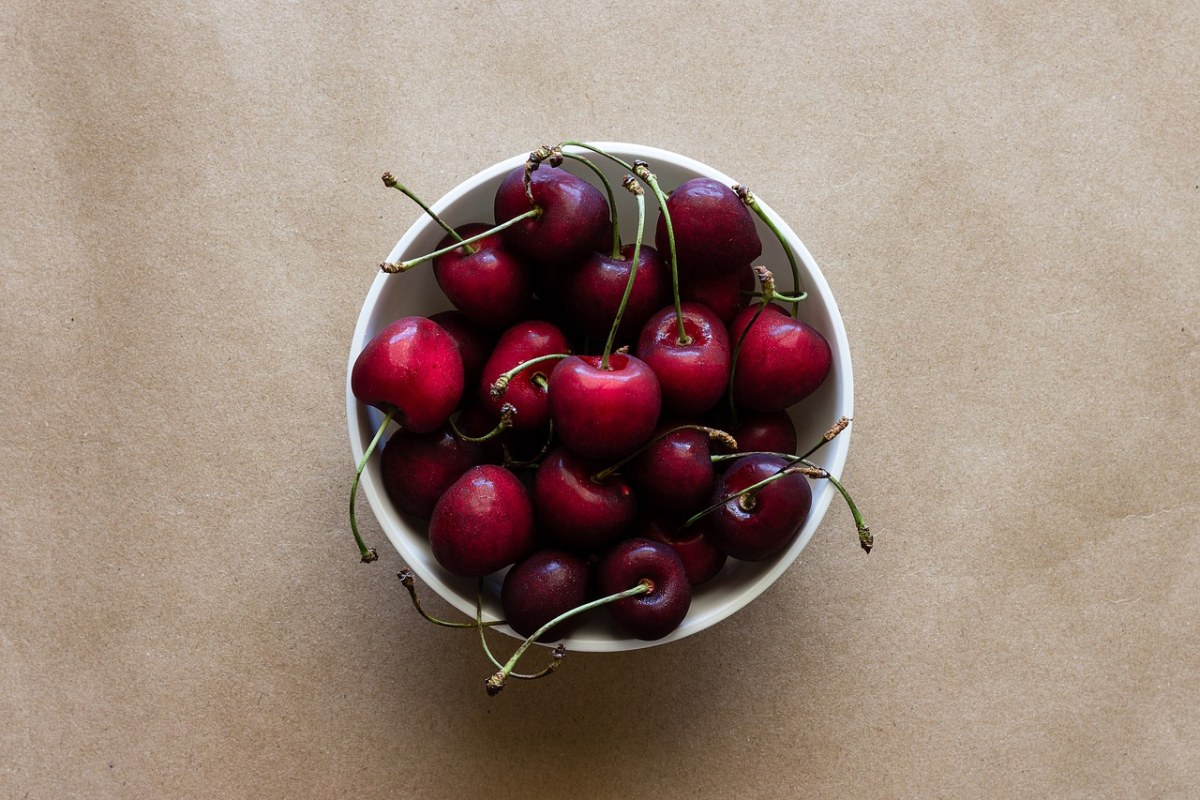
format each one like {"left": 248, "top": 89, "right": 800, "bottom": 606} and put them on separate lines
{"left": 346, "top": 141, "right": 854, "bottom": 653}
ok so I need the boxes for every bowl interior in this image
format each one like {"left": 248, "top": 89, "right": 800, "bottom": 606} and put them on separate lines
{"left": 347, "top": 142, "right": 853, "bottom": 652}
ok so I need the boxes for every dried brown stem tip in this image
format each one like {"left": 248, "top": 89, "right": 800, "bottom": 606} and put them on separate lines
{"left": 361, "top": 547, "right": 378, "bottom": 563}
{"left": 824, "top": 416, "right": 851, "bottom": 441}
{"left": 705, "top": 427, "right": 738, "bottom": 451}
{"left": 485, "top": 673, "right": 506, "bottom": 696}
{"left": 489, "top": 375, "right": 511, "bottom": 397}
{"left": 752, "top": 265, "right": 776, "bottom": 296}
{"left": 379, "top": 261, "right": 402, "bottom": 274}
{"left": 622, "top": 175, "right": 644, "bottom": 195}
{"left": 381, "top": 172, "right": 397, "bottom": 187}
{"left": 632, "top": 160, "right": 652, "bottom": 180}
{"left": 733, "top": 183, "right": 754, "bottom": 204}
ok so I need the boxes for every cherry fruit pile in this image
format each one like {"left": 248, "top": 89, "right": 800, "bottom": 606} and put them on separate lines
{"left": 349, "top": 143, "right": 871, "bottom": 695}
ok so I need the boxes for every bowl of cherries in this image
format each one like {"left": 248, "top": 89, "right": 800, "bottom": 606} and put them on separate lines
{"left": 346, "top": 142, "right": 870, "bottom": 695}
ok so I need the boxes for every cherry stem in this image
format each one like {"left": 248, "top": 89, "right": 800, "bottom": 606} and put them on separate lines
{"left": 489, "top": 353, "right": 570, "bottom": 397}
{"left": 799, "top": 459, "right": 873, "bottom": 553}
{"left": 591, "top": 424, "right": 738, "bottom": 483}
{"left": 380, "top": 207, "right": 541, "bottom": 273}
{"left": 741, "top": 290, "right": 807, "bottom": 303}
{"left": 726, "top": 304, "right": 768, "bottom": 429}
{"left": 397, "top": 570, "right": 504, "bottom": 629}
{"left": 733, "top": 184, "right": 806, "bottom": 316}
{"left": 485, "top": 581, "right": 651, "bottom": 696}
{"left": 449, "top": 403, "right": 516, "bottom": 442}
{"left": 798, "top": 416, "right": 851, "bottom": 461}
{"left": 557, "top": 142, "right": 688, "bottom": 345}
{"left": 524, "top": 145, "right": 563, "bottom": 205}
{"left": 558, "top": 151, "right": 621, "bottom": 257}
{"left": 475, "top": 580, "right": 564, "bottom": 679}
{"left": 349, "top": 407, "right": 395, "bottom": 562}
{"left": 600, "top": 177, "right": 645, "bottom": 370}
{"left": 679, "top": 460, "right": 825, "bottom": 532}
{"left": 381, "top": 172, "right": 475, "bottom": 254}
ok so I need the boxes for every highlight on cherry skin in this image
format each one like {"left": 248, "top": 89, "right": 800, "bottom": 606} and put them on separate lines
{"left": 349, "top": 143, "right": 871, "bottom": 695}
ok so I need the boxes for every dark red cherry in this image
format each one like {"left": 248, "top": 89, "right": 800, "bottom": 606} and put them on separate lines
{"left": 428, "top": 310, "right": 491, "bottom": 400}
{"left": 564, "top": 244, "right": 669, "bottom": 343}
{"left": 639, "top": 516, "right": 727, "bottom": 586}
{"left": 547, "top": 354, "right": 661, "bottom": 461}
{"left": 428, "top": 465, "right": 535, "bottom": 577}
{"left": 494, "top": 165, "right": 609, "bottom": 266}
{"left": 628, "top": 426, "right": 717, "bottom": 515}
{"left": 636, "top": 302, "right": 730, "bottom": 418}
{"left": 678, "top": 262, "right": 756, "bottom": 325}
{"left": 730, "top": 411, "right": 798, "bottom": 455}
{"left": 432, "top": 224, "right": 533, "bottom": 330}
{"left": 707, "top": 454, "right": 812, "bottom": 562}
{"left": 501, "top": 549, "right": 591, "bottom": 639}
{"left": 596, "top": 538, "right": 691, "bottom": 640}
{"left": 479, "top": 320, "right": 570, "bottom": 431}
{"left": 533, "top": 448, "right": 637, "bottom": 551}
{"left": 729, "top": 304, "right": 832, "bottom": 413}
{"left": 351, "top": 316, "right": 464, "bottom": 434}
{"left": 655, "top": 178, "right": 761, "bottom": 277}
{"left": 380, "top": 426, "right": 483, "bottom": 519}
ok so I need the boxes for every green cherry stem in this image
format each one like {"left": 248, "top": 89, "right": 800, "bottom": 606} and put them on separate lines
{"left": 397, "top": 570, "right": 504, "bottom": 629}
{"left": 733, "top": 184, "right": 807, "bottom": 316}
{"left": 476, "top": 580, "right": 565, "bottom": 680}
{"left": 381, "top": 172, "right": 474, "bottom": 254}
{"left": 489, "top": 354, "right": 571, "bottom": 397}
{"left": 485, "top": 581, "right": 651, "bottom": 696}
{"left": 449, "top": 403, "right": 516, "bottom": 443}
{"left": 380, "top": 207, "right": 541, "bottom": 273}
{"left": 558, "top": 151, "right": 621, "bottom": 257}
{"left": 679, "top": 460, "right": 825, "bottom": 532}
{"left": 799, "top": 459, "right": 873, "bottom": 553}
{"left": 591, "top": 424, "right": 738, "bottom": 484}
{"left": 600, "top": 176, "right": 645, "bottom": 370}
{"left": 349, "top": 407, "right": 395, "bottom": 562}
{"left": 797, "top": 416, "right": 851, "bottom": 461}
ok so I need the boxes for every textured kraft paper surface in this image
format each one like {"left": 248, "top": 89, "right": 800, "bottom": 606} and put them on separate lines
{"left": 1, "top": 2, "right": 1198, "bottom": 798}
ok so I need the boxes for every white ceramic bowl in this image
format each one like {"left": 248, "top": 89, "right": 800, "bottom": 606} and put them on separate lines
{"left": 347, "top": 142, "right": 853, "bottom": 652}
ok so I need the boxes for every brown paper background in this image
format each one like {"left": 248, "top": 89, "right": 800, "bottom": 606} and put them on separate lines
{"left": 2, "top": 2, "right": 1198, "bottom": 797}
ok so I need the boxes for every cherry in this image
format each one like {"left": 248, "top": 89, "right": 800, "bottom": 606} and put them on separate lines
{"left": 639, "top": 516, "right": 727, "bottom": 586}
{"left": 428, "top": 310, "right": 491, "bottom": 401}
{"left": 494, "top": 164, "right": 609, "bottom": 266}
{"left": 478, "top": 320, "right": 570, "bottom": 431}
{"left": 636, "top": 302, "right": 730, "bottom": 418}
{"left": 678, "top": 262, "right": 755, "bottom": 325}
{"left": 501, "top": 549, "right": 590, "bottom": 639}
{"left": 729, "top": 410, "right": 798, "bottom": 455}
{"left": 380, "top": 426, "right": 484, "bottom": 519}
{"left": 564, "top": 244, "right": 669, "bottom": 343}
{"left": 729, "top": 303, "right": 832, "bottom": 413}
{"left": 533, "top": 448, "right": 637, "bottom": 551}
{"left": 432, "top": 223, "right": 534, "bottom": 330}
{"left": 703, "top": 454, "right": 812, "bottom": 561}
{"left": 428, "top": 465, "right": 535, "bottom": 577}
{"left": 595, "top": 538, "right": 692, "bottom": 640}
{"left": 655, "top": 178, "right": 761, "bottom": 277}
{"left": 547, "top": 353, "right": 661, "bottom": 461}
{"left": 626, "top": 426, "right": 720, "bottom": 515}
{"left": 351, "top": 316, "right": 463, "bottom": 434}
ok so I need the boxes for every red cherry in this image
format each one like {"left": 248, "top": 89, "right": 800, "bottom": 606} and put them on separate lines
{"left": 494, "top": 166, "right": 610, "bottom": 266}
{"left": 479, "top": 320, "right": 570, "bottom": 431}
{"left": 707, "top": 454, "right": 812, "bottom": 561}
{"left": 533, "top": 448, "right": 637, "bottom": 551}
{"left": 655, "top": 178, "right": 761, "bottom": 277}
{"left": 627, "top": 426, "right": 717, "bottom": 515}
{"left": 678, "top": 262, "right": 755, "bottom": 325}
{"left": 729, "top": 304, "right": 831, "bottom": 413}
{"left": 501, "top": 549, "right": 591, "bottom": 639}
{"left": 596, "top": 538, "right": 692, "bottom": 640}
{"left": 432, "top": 224, "right": 534, "bottom": 330}
{"left": 380, "top": 426, "right": 483, "bottom": 519}
{"left": 636, "top": 302, "right": 730, "bottom": 418}
{"left": 428, "top": 310, "right": 492, "bottom": 401}
{"left": 428, "top": 465, "right": 535, "bottom": 577}
{"left": 351, "top": 316, "right": 463, "bottom": 433}
{"left": 729, "top": 411, "right": 798, "bottom": 455}
{"left": 547, "top": 354, "right": 661, "bottom": 461}
{"left": 638, "top": 516, "right": 727, "bottom": 586}
{"left": 564, "top": 244, "right": 669, "bottom": 343}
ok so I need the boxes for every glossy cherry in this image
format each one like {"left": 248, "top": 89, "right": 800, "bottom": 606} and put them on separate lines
{"left": 533, "top": 448, "right": 637, "bottom": 551}
{"left": 351, "top": 316, "right": 463, "bottom": 433}
{"left": 501, "top": 549, "right": 591, "bottom": 639}
{"left": 564, "top": 244, "right": 669, "bottom": 343}
{"left": 728, "top": 410, "right": 798, "bottom": 455}
{"left": 478, "top": 320, "right": 570, "bottom": 431}
{"left": 547, "top": 354, "right": 661, "bottom": 461}
{"left": 636, "top": 302, "right": 730, "bottom": 418}
{"left": 655, "top": 177, "right": 761, "bottom": 277}
{"left": 428, "top": 465, "right": 535, "bottom": 577}
{"left": 432, "top": 224, "right": 533, "bottom": 330}
{"left": 596, "top": 538, "right": 692, "bottom": 640}
{"left": 380, "top": 426, "right": 483, "bottom": 519}
{"left": 730, "top": 304, "right": 832, "bottom": 413}
{"left": 628, "top": 426, "right": 717, "bottom": 515}
{"left": 639, "top": 516, "right": 727, "bottom": 586}
{"left": 706, "top": 454, "right": 812, "bottom": 561}
{"left": 494, "top": 165, "right": 609, "bottom": 266}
